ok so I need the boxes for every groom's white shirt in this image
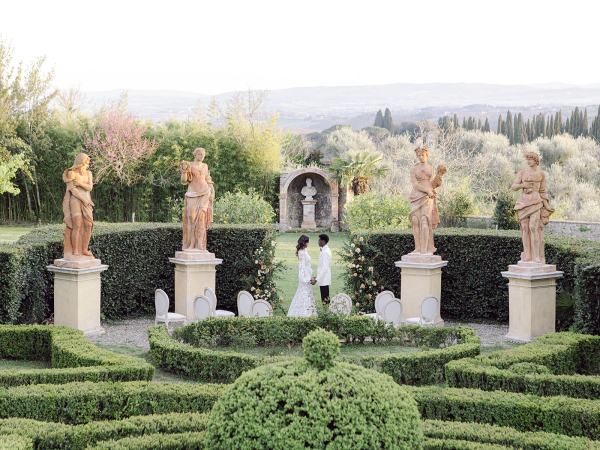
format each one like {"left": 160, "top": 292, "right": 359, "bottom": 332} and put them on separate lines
{"left": 316, "top": 244, "right": 332, "bottom": 287}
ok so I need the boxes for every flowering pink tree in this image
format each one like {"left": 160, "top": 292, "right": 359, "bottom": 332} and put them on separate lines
{"left": 84, "top": 108, "right": 157, "bottom": 186}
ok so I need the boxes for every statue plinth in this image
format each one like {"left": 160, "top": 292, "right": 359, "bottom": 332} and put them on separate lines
{"left": 395, "top": 254, "right": 447, "bottom": 324}
{"left": 53, "top": 255, "right": 102, "bottom": 269}
{"left": 46, "top": 263, "right": 108, "bottom": 336}
{"left": 301, "top": 199, "right": 317, "bottom": 229}
{"left": 501, "top": 261, "right": 563, "bottom": 342}
{"left": 169, "top": 252, "right": 222, "bottom": 320}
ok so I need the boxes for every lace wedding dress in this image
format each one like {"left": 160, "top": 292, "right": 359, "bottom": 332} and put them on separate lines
{"left": 287, "top": 249, "right": 316, "bottom": 317}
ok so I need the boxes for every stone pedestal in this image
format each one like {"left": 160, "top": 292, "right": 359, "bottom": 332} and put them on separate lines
{"left": 301, "top": 199, "right": 317, "bottom": 229}
{"left": 502, "top": 262, "right": 563, "bottom": 342}
{"left": 169, "top": 251, "right": 223, "bottom": 320}
{"left": 46, "top": 263, "right": 108, "bottom": 336}
{"left": 394, "top": 254, "right": 447, "bottom": 324}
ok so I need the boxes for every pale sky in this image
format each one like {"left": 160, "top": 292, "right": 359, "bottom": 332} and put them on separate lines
{"left": 1, "top": 0, "right": 599, "bottom": 94}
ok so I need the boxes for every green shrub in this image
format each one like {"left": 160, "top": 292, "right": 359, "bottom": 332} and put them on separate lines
{"left": 0, "top": 381, "right": 224, "bottom": 424}
{"left": 422, "top": 419, "right": 600, "bottom": 450}
{"left": 344, "top": 192, "right": 410, "bottom": 231}
{"left": 0, "top": 413, "right": 208, "bottom": 450}
{"left": 342, "top": 229, "right": 600, "bottom": 333}
{"left": 0, "top": 223, "right": 278, "bottom": 321}
{"left": 438, "top": 181, "right": 475, "bottom": 227}
{"left": 0, "top": 325, "right": 153, "bottom": 386}
{"left": 0, "top": 435, "right": 32, "bottom": 450}
{"left": 205, "top": 328, "right": 424, "bottom": 449}
{"left": 408, "top": 385, "right": 600, "bottom": 439}
{"left": 423, "top": 439, "right": 508, "bottom": 449}
{"left": 492, "top": 190, "right": 519, "bottom": 230}
{"left": 151, "top": 319, "right": 479, "bottom": 384}
{"left": 85, "top": 431, "right": 206, "bottom": 450}
{"left": 445, "top": 332, "right": 600, "bottom": 398}
{"left": 213, "top": 189, "right": 275, "bottom": 224}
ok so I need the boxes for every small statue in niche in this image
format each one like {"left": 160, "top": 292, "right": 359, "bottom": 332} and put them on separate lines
{"left": 301, "top": 178, "right": 317, "bottom": 201}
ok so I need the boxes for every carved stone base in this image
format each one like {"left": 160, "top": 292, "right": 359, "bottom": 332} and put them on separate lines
{"left": 395, "top": 255, "right": 447, "bottom": 323}
{"left": 502, "top": 263, "right": 563, "bottom": 342}
{"left": 174, "top": 249, "right": 216, "bottom": 261}
{"left": 169, "top": 254, "right": 223, "bottom": 320}
{"left": 301, "top": 199, "right": 317, "bottom": 229}
{"left": 53, "top": 256, "right": 102, "bottom": 269}
{"left": 46, "top": 264, "right": 108, "bottom": 335}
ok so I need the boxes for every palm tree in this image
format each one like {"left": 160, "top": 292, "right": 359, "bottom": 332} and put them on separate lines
{"left": 329, "top": 150, "right": 389, "bottom": 195}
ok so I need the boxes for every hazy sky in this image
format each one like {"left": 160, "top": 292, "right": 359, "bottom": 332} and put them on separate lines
{"left": 1, "top": 0, "right": 599, "bottom": 94}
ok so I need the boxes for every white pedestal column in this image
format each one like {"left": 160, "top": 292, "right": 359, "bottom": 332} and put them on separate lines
{"left": 46, "top": 263, "right": 108, "bottom": 336}
{"left": 301, "top": 199, "right": 317, "bottom": 229}
{"left": 502, "top": 262, "right": 563, "bottom": 342}
{"left": 394, "top": 254, "right": 447, "bottom": 324}
{"left": 169, "top": 251, "right": 223, "bottom": 321}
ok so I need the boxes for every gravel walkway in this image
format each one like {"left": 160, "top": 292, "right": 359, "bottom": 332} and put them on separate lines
{"left": 88, "top": 317, "right": 511, "bottom": 350}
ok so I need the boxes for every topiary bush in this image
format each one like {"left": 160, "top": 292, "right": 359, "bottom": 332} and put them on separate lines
{"left": 205, "top": 328, "right": 424, "bottom": 449}
{"left": 342, "top": 229, "right": 600, "bottom": 333}
{"left": 213, "top": 189, "right": 275, "bottom": 224}
{"left": 0, "top": 223, "right": 279, "bottom": 322}
{"left": 492, "top": 189, "right": 519, "bottom": 230}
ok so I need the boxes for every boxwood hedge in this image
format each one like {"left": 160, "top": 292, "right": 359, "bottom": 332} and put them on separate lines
{"left": 0, "top": 223, "right": 276, "bottom": 322}
{"left": 0, "top": 325, "right": 153, "bottom": 386}
{"left": 86, "top": 432, "right": 207, "bottom": 450}
{"left": 445, "top": 332, "right": 600, "bottom": 398}
{"left": 150, "top": 316, "right": 480, "bottom": 384}
{"left": 344, "top": 229, "right": 600, "bottom": 334}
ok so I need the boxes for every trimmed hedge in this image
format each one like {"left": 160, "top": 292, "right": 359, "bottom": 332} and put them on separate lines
{"left": 150, "top": 317, "right": 479, "bottom": 384}
{"left": 408, "top": 385, "right": 600, "bottom": 439}
{"left": 422, "top": 419, "right": 600, "bottom": 450}
{"left": 86, "top": 432, "right": 206, "bottom": 450}
{"left": 0, "top": 223, "right": 276, "bottom": 322}
{"left": 445, "top": 332, "right": 600, "bottom": 398}
{"left": 423, "top": 440, "right": 507, "bottom": 450}
{"left": 344, "top": 229, "right": 600, "bottom": 333}
{"left": 0, "top": 435, "right": 32, "bottom": 450}
{"left": 0, "top": 413, "right": 208, "bottom": 450}
{"left": 0, "top": 381, "right": 224, "bottom": 424}
{"left": 0, "top": 325, "right": 153, "bottom": 386}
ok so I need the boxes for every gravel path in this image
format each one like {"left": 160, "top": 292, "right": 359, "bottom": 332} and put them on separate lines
{"left": 88, "top": 317, "right": 511, "bottom": 350}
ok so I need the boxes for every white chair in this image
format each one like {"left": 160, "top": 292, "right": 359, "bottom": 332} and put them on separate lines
{"left": 154, "top": 289, "right": 186, "bottom": 327}
{"left": 382, "top": 298, "right": 403, "bottom": 326}
{"left": 366, "top": 290, "right": 395, "bottom": 321}
{"left": 237, "top": 290, "right": 254, "bottom": 318}
{"left": 405, "top": 296, "right": 439, "bottom": 326}
{"left": 204, "top": 287, "right": 235, "bottom": 317}
{"left": 329, "top": 293, "right": 352, "bottom": 316}
{"left": 251, "top": 299, "right": 273, "bottom": 317}
{"left": 193, "top": 295, "right": 213, "bottom": 321}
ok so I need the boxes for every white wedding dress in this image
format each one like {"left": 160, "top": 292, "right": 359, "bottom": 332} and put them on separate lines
{"left": 287, "top": 249, "right": 317, "bottom": 317}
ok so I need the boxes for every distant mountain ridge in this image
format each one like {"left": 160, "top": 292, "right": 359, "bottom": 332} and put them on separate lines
{"left": 80, "top": 83, "right": 600, "bottom": 132}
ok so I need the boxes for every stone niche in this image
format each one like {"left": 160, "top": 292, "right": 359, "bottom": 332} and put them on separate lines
{"left": 279, "top": 168, "right": 341, "bottom": 231}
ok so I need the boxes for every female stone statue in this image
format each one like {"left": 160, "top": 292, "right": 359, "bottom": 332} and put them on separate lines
{"left": 180, "top": 147, "right": 214, "bottom": 251}
{"left": 62, "top": 153, "right": 95, "bottom": 258}
{"left": 408, "top": 146, "right": 447, "bottom": 255}
{"left": 511, "top": 151, "right": 554, "bottom": 263}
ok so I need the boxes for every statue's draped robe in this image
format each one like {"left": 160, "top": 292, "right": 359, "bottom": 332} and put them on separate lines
{"left": 408, "top": 165, "right": 440, "bottom": 228}
{"left": 513, "top": 169, "right": 551, "bottom": 224}
{"left": 62, "top": 169, "right": 94, "bottom": 255}
{"left": 182, "top": 164, "right": 213, "bottom": 250}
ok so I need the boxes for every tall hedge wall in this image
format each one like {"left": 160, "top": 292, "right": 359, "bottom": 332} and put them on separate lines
{"left": 0, "top": 223, "right": 276, "bottom": 322}
{"left": 344, "top": 229, "right": 600, "bottom": 334}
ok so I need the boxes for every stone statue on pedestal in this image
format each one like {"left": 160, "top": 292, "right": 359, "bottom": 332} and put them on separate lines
{"left": 407, "top": 146, "right": 447, "bottom": 257}
{"left": 511, "top": 151, "right": 554, "bottom": 264}
{"left": 301, "top": 178, "right": 317, "bottom": 229}
{"left": 179, "top": 147, "right": 215, "bottom": 258}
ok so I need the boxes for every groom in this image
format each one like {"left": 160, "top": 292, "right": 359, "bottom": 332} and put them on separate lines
{"left": 311, "top": 234, "right": 332, "bottom": 304}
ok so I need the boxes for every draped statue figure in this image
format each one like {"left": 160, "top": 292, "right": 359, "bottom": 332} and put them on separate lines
{"left": 511, "top": 151, "right": 554, "bottom": 264}
{"left": 62, "top": 153, "right": 95, "bottom": 259}
{"left": 179, "top": 147, "right": 214, "bottom": 252}
{"left": 408, "top": 146, "right": 447, "bottom": 255}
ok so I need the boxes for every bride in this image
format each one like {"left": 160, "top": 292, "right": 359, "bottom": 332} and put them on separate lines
{"left": 287, "top": 235, "right": 317, "bottom": 317}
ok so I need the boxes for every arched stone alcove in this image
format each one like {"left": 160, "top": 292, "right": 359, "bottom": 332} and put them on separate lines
{"left": 279, "top": 168, "right": 340, "bottom": 231}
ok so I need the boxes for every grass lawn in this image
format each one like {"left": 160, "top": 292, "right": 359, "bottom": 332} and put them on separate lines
{"left": 0, "top": 359, "right": 50, "bottom": 370}
{"left": 210, "top": 342, "right": 427, "bottom": 358}
{"left": 275, "top": 232, "right": 348, "bottom": 311}
{"left": 0, "top": 225, "right": 33, "bottom": 244}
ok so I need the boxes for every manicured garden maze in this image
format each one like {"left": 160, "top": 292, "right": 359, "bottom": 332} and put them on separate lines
{"left": 148, "top": 315, "right": 481, "bottom": 384}
{"left": 0, "top": 326, "right": 599, "bottom": 448}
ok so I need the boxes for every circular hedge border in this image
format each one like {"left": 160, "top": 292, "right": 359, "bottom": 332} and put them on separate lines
{"left": 149, "top": 315, "right": 480, "bottom": 384}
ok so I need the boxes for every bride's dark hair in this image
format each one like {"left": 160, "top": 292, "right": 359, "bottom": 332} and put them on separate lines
{"left": 296, "top": 235, "right": 309, "bottom": 257}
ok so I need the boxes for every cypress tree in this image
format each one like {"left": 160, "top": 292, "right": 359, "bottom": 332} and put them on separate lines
{"left": 483, "top": 118, "right": 490, "bottom": 132}
{"left": 582, "top": 109, "right": 589, "bottom": 136}
{"left": 591, "top": 105, "right": 600, "bottom": 142}
{"left": 497, "top": 114, "right": 504, "bottom": 134}
{"left": 374, "top": 109, "right": 384, "bottom": 127}
{"left": 382, "top": 108, "right": 393, "bottom": 131}
{"left": 462, "top": 117, "right": 467, "bottom": 129}
{"left": 506, "top": 111, "right": 514, "bottom": 144}
{"left": 477, "top": 118, "right": 482, "bottom": 130}
{"left": 514, "top": 113, "right": 523, "bottom": 144}
{"left": 555, "top": 111, "right": 562, "bottom": 134}
{"left": 453, "top": 114, "right": 459, "bottom": 129}
{"left": 547, "top": 116, "right": 554, "bottom": 137}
